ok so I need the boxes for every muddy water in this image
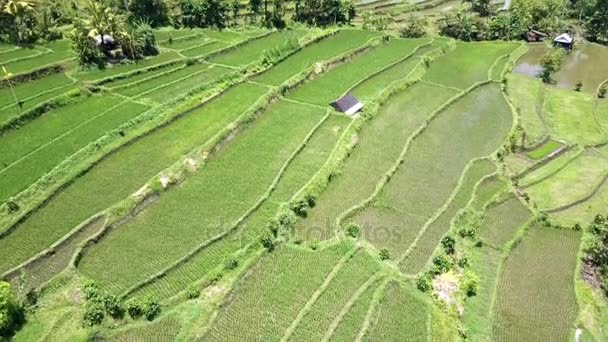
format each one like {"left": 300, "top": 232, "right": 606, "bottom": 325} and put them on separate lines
{"left": 555, "top": 43, "right": 608, "bottom": 93}
{"left": 512, "top": 43, "right": 546, "bottom": 78}
{"left": 513, "top": 43, "right": 608, "bottom": 93}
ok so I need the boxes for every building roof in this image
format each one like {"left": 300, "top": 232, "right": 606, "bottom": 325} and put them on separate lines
{"left": 554, "top": 33, "right": 573, "bottom": 44}
{"left": 93, "top": 34, "right": 115, "bottom": 47}
{"left": 529, "top": 29, "right": 548, "bottom": 37}
{"left": 331, "top": 93, "right": 363, "bottom": 116}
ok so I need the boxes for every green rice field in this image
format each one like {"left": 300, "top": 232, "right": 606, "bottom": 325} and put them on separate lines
{"left": 2, "top": 25, "right": 608, "bottom": 341}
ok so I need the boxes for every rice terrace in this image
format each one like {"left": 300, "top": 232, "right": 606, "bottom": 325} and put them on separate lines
{"left": 1, "top": 0, "right": 608, "bottom": 341}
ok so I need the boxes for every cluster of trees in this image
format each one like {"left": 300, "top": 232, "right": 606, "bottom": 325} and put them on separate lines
{"left": 0, "top": 281, "right": 23, "bottom": 339}
{"left": 0, "top": 0, "right": 72, "bottom": 45}
{"left": 438, "top": 0, "right": 608, "bottom": 43}
{"left": 584, "top": 214, "right": 608, "bottom": 296}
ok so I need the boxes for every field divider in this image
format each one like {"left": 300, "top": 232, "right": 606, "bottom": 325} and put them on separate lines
{"left": 355, "top": 277, "right": 390, "bottom": 342}
{"left": 339, "top": 39, "right": 434, "bottom": 99}
{"left": 105, "top": 63, "right": 187, "bottom": 91}
{"left": 90, "top": 57, "right": 186, "bottom": 86}
{"left": 397, "top": 157, "right": 492, "bottom": 269}
{"left": 543, "top": 172, "right": 608, "bottom": 214}
{"left": 517, "top": 146, "right": 582, "bottom": 188}
{"left": 114, "top": 110, "right": 332, "bottom": 299}
{"left": 336, "top": 79, "right": 493, "bottom": 232}
{"left": 279, "top": 95, "right": 327, "bottom": 110}
{"left": 0, "top": 49, "right": 46, "bottom": 65}
{"left": 420, "top": 79, "right": 463, "bottom": 92}
{"left": 280, "top": 246, "right": 360, "bottom": 342}
{"left": 0, "top": 80, "right": 75, "bottom": 112}
{"left": 320, "top": 271, "right": 383, "bottom": 342}
{"left": 202, "top": 30, "right": 275, "bottom": 61}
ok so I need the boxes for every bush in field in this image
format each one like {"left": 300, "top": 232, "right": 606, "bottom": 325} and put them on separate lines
{"left": 224, "top": 258, "right": 239, "bottom": 270}
{"left": 575, "top": 81, "right": 583, "bottom": 91}
{"left": 69, "top": 22, "right": 105, "bottom": 69}
{"left": 416, "top": 274, "right": 432, "bottom": 292}
{"left": 260, "top": 233, "right": 276, "bottom": 251}
{"left": 584, "top": 214, "right": 608, "bottom": 295}
{"left": 83, "top": 302, "right": 105, "bottom": 326}
{"left": 346, "top": 223, "right": 360, "bottom": 238}
{"left": 441, "top": 236, "right": 456, "bottom": 255}
{"left": 0, "top": 282, "right": 23, "bottom": 338}
{"left": 5, "top": 200, "right": 20, "bottom": 213}
{"left": 83, "top": 281, "right": 103, "bottom": 301}
{"left": 187, "top": 285, "right": 200, "bottom": 299}
{"left": 103, "top": 294, "right": 123, "bottom": 319}
{"left": 464, "top": 0, "right": 493, "bottom": 17}
{"left": 460, "top": 271, "right": 478, "bottom": 297}
{"left": 142, "top": 297, "right": 160, "bottom": 321}
{"left": 126, "top": 298, "right": 143, "bottom": 319}
{"left": 293, "top": 0, "right": 354, "bottom": 26}
{"left": 432, "top": 254, "right": 451, "bottom": 275}
{"left": 599, "top": 85, "right": 607, "bottom": 99}
{"left": 398, "top": 15, "right": 428, "bottom": 38}
{"left": 261, "top": 37, "right": 300, "bottom": 66}
{"left": 379, "top": 248, "right": 390, "bottom": 260}
{"left": 540, "top": 48, "right": 565, "bottom": 84}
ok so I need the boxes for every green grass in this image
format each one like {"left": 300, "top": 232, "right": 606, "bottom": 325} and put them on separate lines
{"left": 471, "top": 176, "right": 508, "bottom": 210}
{"left": 200, "top": 29, "right": 248, "bottom": 43}
{"left": 181, "top": 41, "right": 231, "bottom": 58}
{"left": 328, "top": 279, "right": 380, "bottom": 341}
{"left": 3, "top": 40, "right": 74, "bottom": 74}
{"left": 0, "top": 98, "right": 149, "bottom": 204}
{"left": 477, "top": 195, "right": 531, "bottom": 248}
{"left": 0, "top": 47, "right": 42, "bottom": 64}
{"left": 0, "top": 82, "right": 268, "bottom": 274}
{"left": 103, "top": 63, "right": 181, "bottom": 89}
{"left": 0, "top": 73, "right": 74, "bottom": 108}
{"left": 525, "top": 150, "right": 608, "bottom": 210}
{"left": 298, "top": 83, "right": 457, "bottom": 241}
{"left": 350, "top": 84, "right": 511, "bottom": 255}
{"left": 493, "top": 224, "right": 581, "bottom": 341}
{"left": 543, "top": 87, "right": 605, "bottom": 145}
{"left": 490, "top": 55, "right": 509, "bottom": 81}
{"left": 424, "top": 42, "right": 519, "bottom": 90}
{"left": 364, "top": 281, "right": 429, "bottom": 341}
{"left": 254, "top": 29, "right": 381, "bottom": 86}
{"left": 128, "top": 114, "right": 349, "bottom": 300}
{"left": 205, "top": 242, "right": 353, "bottom": 341}
{"left": 78, "top": 99, "right": 325, "bottom": 294}
{"left": 519, "top": 147, "right": 581, "bottom": 188}
{"left": 507, "top": 74, "right": 546, "bottom": 145}
{"left": 73, "top": 51, "right": 183, "bottom": 82}
{"left": 109, "top": 316, "right": 181, "bottom": 341}
{"left": 351, "top": 56, "right": 422, "bottom": 101}
{"left": 553, "top": 179, "right": 608, "bottom": 226}
{"left": 399, "top": 159, "right": 497, "bottom": 274}
{"left": 288, "top": 38, "right": 427, "bottom": 106}
{"left": 596, "top": 98, "right": 608, "bottom": 133}
{"left": 526, "top": 139, "right": 562, "bottom": 160}
{"left": 0, "top": 85, "right": 77, "bottom": 126}
{"left": 290, "top": 250, "right": 381, "bottom": 341}
{"left": 462, "top": 245, "right": 501, "bottom": 341}
{"left": 208, "top": 30, "right": 302, "bottom": 66}
{"left": 159, "top": 35, "right": 211, "bottom": 50}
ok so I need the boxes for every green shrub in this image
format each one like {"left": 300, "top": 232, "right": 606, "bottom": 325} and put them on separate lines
{"left": 186, "top": 285, "right": 200, "bottom": 299}
{"left": 416, "top": 275, "right": 431, "bottom": 292}
{"left": 441, "top": 236, "right": 456, "bottom": 255}
{"left": 379, "top": 248, "right": 390, "bottom": 261}
{"left": 575, "top": 81, "right": 583, "bottom": 92}
{"left": 599, "top": 85, "right": 607, "bottom": 98}
{"left": 82, "top": 281, "right": 103, "bottom": 301}
{"left": 260, "top": 234, "right": 275, "bottom": 251}
{"left": 346, "top": 223, "right": 360, "bottom": 238}
{"left": 460, "top": 271, "right": 478, "bottom": 297}
{"left": 126, "top": 298, "right": 143, "bottom": 319}
{"left": 432, "top": 255, "right": 451, "bottom": 274}
{"left": 142, "top": 297, "right": 160, "bottom": 321}
{"left": 102, "top": 294, "right": 123, "bottom": 318}
{"left": 0, "top": 281, "right": 23, "bottom": 338}
{"left": 83, "top": 302, "right": 105, "bottom": 326}
{"left": 224, "top": 258, "right": 239, "bottom": 270}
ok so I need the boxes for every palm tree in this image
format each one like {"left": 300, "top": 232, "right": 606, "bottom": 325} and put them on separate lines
{"left": 82, "top": 0, "right": 115, "bottom": 50}
{"left": 2, "top": 1, "right": 36, "bottom": 17}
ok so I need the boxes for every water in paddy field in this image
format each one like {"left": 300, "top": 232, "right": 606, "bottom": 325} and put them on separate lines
{"left": 513, "top": 43, "right": 608, "bottom": 93}
{"left": 512, "top": 43, "right": 546, "bottom": 78}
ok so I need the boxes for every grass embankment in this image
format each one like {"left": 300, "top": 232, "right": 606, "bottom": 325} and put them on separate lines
{"left": 2, "top": 40, "right": 73, "bottom": 75}
{"left": 254, "top": 29, "right": 380, "bottom": 86}
{"left": 424, "top": 42, "right": 519, "bottom": 90}
{"left": 0, "top": 96, "right": 149, "bottom": 203}
{"left": 288, "top": 38, "right": 429, "bottom": 106}
{"left": 526, "top": 139, "right": 562, "bottom": 160}
{"left": 128, "top": 114, "right": 350, "bottom": 300}
{"left": 0, "top": 82, "right": 269, "bottom": 274}
{"left": 506, "top": 74, "right": 547, "bottom": 146}
{"left": 352, "top": 84, "right": 512, "bottom": 258}
{"left": 298, "top": 83, "right": 457, "bottom": 241}
{"left": 78, "top": 99, "right": 326, "bottom": 294}
{"left": 525, "top": 150, "right": 608, "bottom": 211}
{"left": 493, "top": 224, "right": 581, "bottom": 341}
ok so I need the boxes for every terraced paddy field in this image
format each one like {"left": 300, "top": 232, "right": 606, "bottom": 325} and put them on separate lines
{"left": 3, "top": 27, "right": 608, "bottom": 341}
